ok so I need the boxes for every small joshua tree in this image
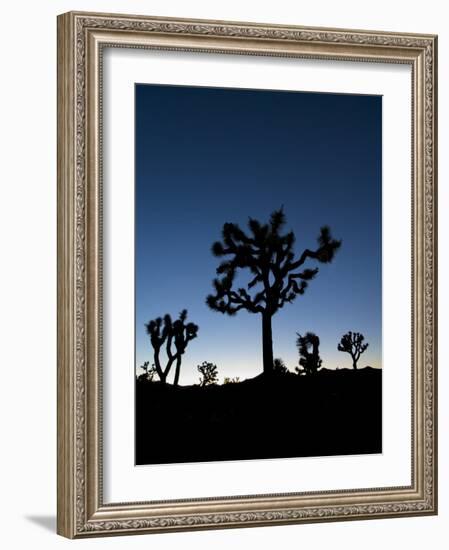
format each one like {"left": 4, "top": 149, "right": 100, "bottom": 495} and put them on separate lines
{"left": 206, "top": 208, "right": 341, "bottom": 376}
{"left": 197, "top": 361, "right": 219, "bottom": 386}
{"left": 337, "top": 331, "right": 369, "bottom": 370}
{"left": 145, "top": 310, "right": 198, "bottom": 385}
{"left": 295, "top": 332, "right": 322, "bottom": 375}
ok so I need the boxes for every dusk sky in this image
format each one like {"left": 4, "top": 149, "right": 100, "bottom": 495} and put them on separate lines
{"left": 135, "top": 84, "right": 382, "bottom": 385}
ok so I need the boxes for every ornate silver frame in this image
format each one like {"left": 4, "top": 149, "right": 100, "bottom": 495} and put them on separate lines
{"left": 57, "top": 11, "right": 438, "bottom": 538}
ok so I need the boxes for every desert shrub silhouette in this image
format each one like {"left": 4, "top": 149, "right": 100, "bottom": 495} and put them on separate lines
{"left": 273, "top": 357, "right": 289, "bottom": 374}
{"left": 337, "top": 331, "right": 369, "bottom": 370}
{"left": 206, "top": 208, "right": 341, "bottom": 375}
{"left": 223, "top": 376, "right": 240, "bottom": 384}
{"left": 145, "top": 310, "right": 198, "bottom": 385}
{"left": 137, "top": 361, "right": 158, "bottom": 382}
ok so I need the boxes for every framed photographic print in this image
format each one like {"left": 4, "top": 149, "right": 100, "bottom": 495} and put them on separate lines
{"left": 57, "top": 11, "right": 438, "bottom": 538}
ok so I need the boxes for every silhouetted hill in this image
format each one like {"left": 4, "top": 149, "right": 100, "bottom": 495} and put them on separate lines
{"left": 135, "top": 367, "right": 382, "bottom": 465}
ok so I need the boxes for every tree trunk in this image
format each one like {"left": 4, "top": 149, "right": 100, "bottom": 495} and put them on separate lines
{"left": 173, "top": 355, "right": 182, "bottom": 386}
{"left": 352, "top": 358, "right": 357, "bottom": 370}
{"left": 262, "top": 312, "right": 274, "bottom": 375}
{"left": 153, "top": 349, "right": 167, "bottom": 383}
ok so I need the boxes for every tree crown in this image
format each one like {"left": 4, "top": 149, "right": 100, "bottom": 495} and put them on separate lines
{"left": 145, "top": 309, "right": 198, "bottom": 355}
{"left": 206, "top": 208, "right": 341, "bottom": 317}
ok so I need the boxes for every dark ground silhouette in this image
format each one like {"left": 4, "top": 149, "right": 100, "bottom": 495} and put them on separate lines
{"left": 135, "top": 367, "right": 381, "bottom": 465}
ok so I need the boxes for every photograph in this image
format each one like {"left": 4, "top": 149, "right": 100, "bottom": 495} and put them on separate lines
{"left": 134, "top": 83, "right": 383, "bottom": 465}
{"left": 55, "top": 10, "right": 437, "bottom": 538}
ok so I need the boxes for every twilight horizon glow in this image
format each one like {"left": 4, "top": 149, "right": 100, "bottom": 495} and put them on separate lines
{"left": 135, "top": 83, "right": 382, "bottom": 385}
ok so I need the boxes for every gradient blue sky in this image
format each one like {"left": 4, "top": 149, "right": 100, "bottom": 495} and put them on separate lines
{"left": 135, "top": 84, "right": 382, "bottom": 385}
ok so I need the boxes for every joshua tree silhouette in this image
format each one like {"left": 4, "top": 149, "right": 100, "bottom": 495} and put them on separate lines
{"left": 337, "top": 331, "right": 369, "bottom": 370}
{"left": 206, "top": 208, "right": 341, "bottom": 375}
{"left": 197, "top": 361, "right": 219, "bottom": 386}
{"left": 296, "top": 332, "right": 323, "bottom": 375}
{"left": 145, "top": 310, "right": 198, "bottom": 385}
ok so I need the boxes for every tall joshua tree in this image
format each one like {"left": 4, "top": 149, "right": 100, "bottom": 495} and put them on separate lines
{"left": 206, "top": 208, "right": 341, "bottom": 375}
{"left": 145, "top": 309, "right": 198, "bottom": 385}
{"left": 337, "top": 331, "right": 369, "bottom": 370}
{"left": 296, "top": 332, "right": 322, "bottom": 375}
